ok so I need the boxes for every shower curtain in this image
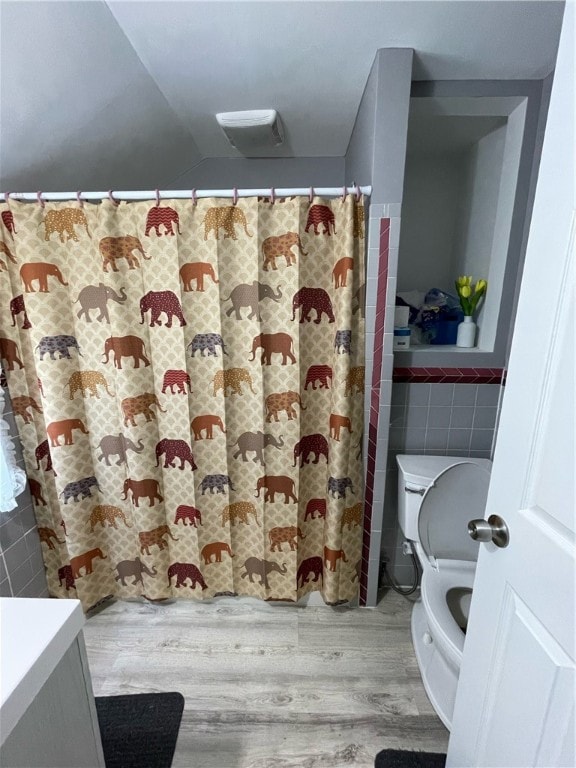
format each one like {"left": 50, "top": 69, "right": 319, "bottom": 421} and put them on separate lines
{"left": 0, "top": 195, "right": 365, "bottom": 609}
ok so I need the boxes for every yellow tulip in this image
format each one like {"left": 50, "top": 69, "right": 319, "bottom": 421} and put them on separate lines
{"left": 475, "top": 279, "right": 487, "bottom": 293}
{"left": 460, "top": 285, "right": 471, "bottom": 298}
{"left": 456, "top": 276, "right": 467, "bottom": 287}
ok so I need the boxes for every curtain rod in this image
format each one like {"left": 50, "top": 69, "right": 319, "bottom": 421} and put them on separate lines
{"left": 3, "top": 185, "right": 371, "bottom": 203}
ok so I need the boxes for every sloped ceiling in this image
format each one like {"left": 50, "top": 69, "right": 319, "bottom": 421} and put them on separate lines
{"left": 0, "top": 0, "right": 564, "bottom": 191}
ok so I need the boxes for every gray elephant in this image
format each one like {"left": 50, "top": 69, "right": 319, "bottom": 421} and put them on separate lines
{"left": 60, "top": 476, "right": 101, "bottom": 503}
{"left": 187, "top": 333, "right": 227, "bottom": 357}
{"left": 229, "top": 431, "right": 284, "bottom": 465}
{"left": 241, "top": 557, "right": 287, "bottom": 589}
{"left": 114, "top": 558, "right": 157, "bottom": 587}
{"left": 327, "top": 476, "right": 355, "bottom": 499}
{"left": 75, "top": 283, "right": 127, "bottom": 323}
{"left": 97, "top": 434, "right": 145, "bottom": 466}
{"left": 36, "top": 335, "right": 82, "bottom": 360}
{"left": 198, "top": 474, "right": 235, "bottom": 494}
{"left": 334, "top": 329, "right": 352, "bottom": 354}
{"left": 222, "top": 281, "right": 282, "bottom": 321}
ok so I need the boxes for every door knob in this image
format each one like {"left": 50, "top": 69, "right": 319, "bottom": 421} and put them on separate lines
{"left": 468, "top": 514, "right": 510, "bottom": 548}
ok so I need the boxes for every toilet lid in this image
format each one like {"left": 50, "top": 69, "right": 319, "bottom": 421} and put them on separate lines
{"left": 418, "top": 462, "right": 492, "bottom": 562}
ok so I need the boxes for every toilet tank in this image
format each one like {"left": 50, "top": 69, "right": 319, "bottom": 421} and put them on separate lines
{"left": 396, "top": 455, "right": 490, "bottom": 542}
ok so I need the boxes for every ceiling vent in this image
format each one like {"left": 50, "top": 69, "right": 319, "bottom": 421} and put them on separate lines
{"left": 216, "top": 109, "right": 284, "bottom": 155}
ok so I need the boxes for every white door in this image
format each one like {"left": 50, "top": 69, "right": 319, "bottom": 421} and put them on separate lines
{"left": 447, "top": 5, "right": 575, "bottom": 767}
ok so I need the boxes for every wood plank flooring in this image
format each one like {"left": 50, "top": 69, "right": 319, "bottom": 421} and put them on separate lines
{"left": 83, "top": 590, "right": 448, "bottom": 767}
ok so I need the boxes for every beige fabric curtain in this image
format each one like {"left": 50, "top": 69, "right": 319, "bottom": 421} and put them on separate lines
{"left": 0, "top": 195, "right": 365, "bottom": 610}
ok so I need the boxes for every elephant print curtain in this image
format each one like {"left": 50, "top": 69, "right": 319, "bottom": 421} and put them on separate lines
{"left": 0, "top": 195, "right": 365, "bottom": 610}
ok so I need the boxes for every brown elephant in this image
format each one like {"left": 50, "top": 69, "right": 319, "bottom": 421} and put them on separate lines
{"left": 212, "top": 368, "right": 256, "bottom": 396}
{"left": 20, "top": 262, "right": 68, "bottom": 292}
{"left": 75, "top": 283, "right": 127, "bottom": 323}
{"left": 145, "top": 206, "right": 181, "bottom": 237}
{"left": 70, "top": 547, "right": 107, "bottom": 578}
{"left": 122, "top": 478, "right": 164, "bottom": 507}
{"left": 139, "top": 525, "right": 178, "bottom": 555}
{"left": 174, "top": 505, "right": 202, "bottom": 527}
{"left": 139, "top": 290, "right": 186, "bottom": 327}
{"left": 29, "top": 478, "right": 46, "bottom": 506}
{"left": 191, "top": 414, "right": 226, "bottom": 440}
{"left": 241, "top": 557, "right": 287, "bottom": 589}
{"left": 292, "top": 287, "right": 335, "bottom": 324}
{"left": 262, "top": 232, "right": 307, "bottom": 271}
{"left": 341, "top": 502, "right": 363, "bottom": 531}
{"left": 58, "top": 565, "right": 76, "bottom": 591}
{"left": 12, "top": 395, "right": 42, "bottom": 424}
{"left": 203, "top": 206, "right": 253, "bottom": 240}
{"left": 344, "top": 366, "right": 365, "bottom": 396}
{"left": 1, "top": 210, "right": 16, "bottom": 237}
{"left": 332, "top": 256, "right": 354, "bottom": 288}
{"left": 9, "top": 295, "right": 31, "bottom": 329}
{"left": 229, "top": 431, "right": 284, "bottom": 464}
{"left": 114, "top": 558, "right": 157, "bottom": 586}
{"left": 297, "top": 556, "right": 323, "bottom": 588}
{"left": 121, "top": 392, "right": 166, "bottom": 426}
{"left": 248, "top": 332, "right": 296, "bottom": 365}
{"left": 0, "top": 240, "right": 16, "bottom": 263}
{"left": 167, "top": 562, "right": 207, "bottom": 590}
{"left": 46, "top": 418, "right": 89, "bottom": 447}
{"left": 201, "top": 541, "right": 234, "bottom": 564}
{"left": 265, "top": 390, "right": 305, "bottom": 422}
{"left": 324, "top": 546, "right": 348, "bottom": 572}
{"left": 304, "top": 498, "right": 327, "bottom": 521}
{"left": 329, "top": 414, "right": 353, "bottom": 441}
{"left": 38, "top": 527, "right": 65, "bottom": 550}
{"left": 255, "top": 475, "right": 298, "bottom": 504}
{"left": 103, "top": 335, "right": 150, "bottom": 369}
{"left": 89, "top": 505, "right": 132, "bottom": 531}
{"left": 0, "top": 337, "right": 24, "bottom": 370}
{"left": 293, "top": 434, "right": 329, "bottom": 467}
{"left": 162, "top": 369, "right": 192, "bottom": 395}
{"left": 268, "top": 526, "right": 305, "bottom": 552}
{"left": 66, "top": 370, "right": 114, "bottom": 399}
{"left": 35, "top": 439, "right": 55, "bottom": 474}
{"left": 155, "top": 438, "right": 197, "bottom": 471}
{"left": 42, "top": 208, "right": 90, "bottom": 242}
{"left": 305, "top": 204, "right": 336, "bottom": 235}
{"left": 179, "top": 261, "right": 219, "bottom": 292}
{"left": 99, "top": 235, "right": 149, "bottom": 272}
{"left": 304, "top": 365, "right": 333, "bottom": 390}
{"left": 221, "top": 501, "right": 260, "bottom": 526}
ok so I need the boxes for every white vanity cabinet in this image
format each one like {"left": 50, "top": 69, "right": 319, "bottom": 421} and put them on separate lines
{"left": 0, "top": 598, "right": 105, "bottom": 768}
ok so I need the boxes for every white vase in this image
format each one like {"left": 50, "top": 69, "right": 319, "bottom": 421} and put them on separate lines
{"left": 456, "top": 316, "right": 476, "bottom": 348}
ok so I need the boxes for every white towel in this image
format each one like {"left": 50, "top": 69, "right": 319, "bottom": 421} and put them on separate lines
{"left": 0, "top": 387, "right": 27, "bottom": 513}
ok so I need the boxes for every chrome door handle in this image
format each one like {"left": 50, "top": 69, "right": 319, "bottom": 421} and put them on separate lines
{"left": 468, "top": 515, "right": 510, "bottom": 548}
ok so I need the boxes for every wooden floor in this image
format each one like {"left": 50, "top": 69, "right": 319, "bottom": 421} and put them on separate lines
{"left": 83, "top": 590, "right": 448, "bottom": 768}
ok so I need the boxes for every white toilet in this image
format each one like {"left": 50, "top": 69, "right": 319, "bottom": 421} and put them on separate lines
{"left": 396, "top": 454, "right": 492, "bottom": 730}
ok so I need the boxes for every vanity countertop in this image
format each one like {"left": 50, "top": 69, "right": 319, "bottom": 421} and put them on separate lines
{"left": 0, "top": 597, "right": 84, "bottom": 743}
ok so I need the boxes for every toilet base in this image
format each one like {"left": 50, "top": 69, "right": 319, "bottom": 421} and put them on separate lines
{"left": 411, "top": 600, "right": 458, "bottom": 731}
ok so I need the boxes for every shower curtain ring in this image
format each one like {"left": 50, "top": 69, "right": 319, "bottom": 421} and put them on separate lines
{"left": 269, "top": 187, "right": 275, "bottom": 205}
{"left": 155, "top": 188, "right": 160, "bottom": 206}
{"left": 355, "top": 183, "right": 361, "bottom": 202}
{"left": 309, "top": 187, "right": 314, "bottom": 203}
{"left": 36, "top": 191, "right": 45, "bottom": 208}
{"left": 341, "top": 186, "right": 347, "bottom": 203}
{"left": 232, "top": 187, "right": 238, "bottom": 205}
{"left": 4, "top": 192, "right": 11, "bottom": 205}
{"left": 191, "top": 189, "right": 197, "bottom": 206}
{"left": 76, "top": 191, "right": 84, "bottom": 208}
{"left": 108, "top": 190, "right": 118, "bottom": 206}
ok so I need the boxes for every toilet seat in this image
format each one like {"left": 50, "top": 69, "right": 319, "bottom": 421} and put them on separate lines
{"left": 418, "top": 551, "right": 476, "bottom": 668}
{"left": 418, "top": 461, "right": 492, "bottom": 566}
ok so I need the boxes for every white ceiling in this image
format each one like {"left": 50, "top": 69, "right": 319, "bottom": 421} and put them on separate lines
{"left": 0, "top": 0, "right": 564, "bottom": 191}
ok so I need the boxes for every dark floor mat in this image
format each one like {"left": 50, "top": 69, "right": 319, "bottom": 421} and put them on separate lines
{"left": 375, "top": 748, "right": 447, "bottom": 768}
{"left": 95, "top": 692, "right": 184, "bottom": 768}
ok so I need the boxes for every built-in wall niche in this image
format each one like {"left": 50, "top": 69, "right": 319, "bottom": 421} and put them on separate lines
{"left": 397, "top": 96, "right": 528, "bottom": 356}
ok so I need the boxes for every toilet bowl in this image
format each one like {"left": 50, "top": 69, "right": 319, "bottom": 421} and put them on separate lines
{"left": 396, "top": 454, "right": 492, "bottom": 730}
